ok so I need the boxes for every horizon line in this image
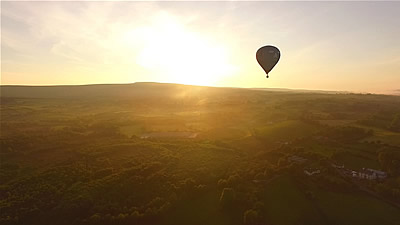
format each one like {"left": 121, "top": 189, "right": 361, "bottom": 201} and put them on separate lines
{"left": 1, "top": 81, "right": 399, "bottom": 96}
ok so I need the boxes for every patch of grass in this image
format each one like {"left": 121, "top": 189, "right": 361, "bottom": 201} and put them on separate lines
{"left": 305, "top": 144, "right": 340, "bottom": 157}
{"left": 318, "top": 119, "right": 356, "bottom": 127}
{"left": 256, "top": 120, "right": 319, "bottom": 142}
{"left": 314, "top": 190, "right": 400, "bottom": 225}
{"left": 335, "top": 153, "right": 380, "bottom": 170}
{"left": 261, "top": 175, "right": 326, "bottom": 225}
{"left": 261, "top": 175, "right": 400, "bottom": 225}
{"left": 364, "top": 133, "right": 400, "bottom": 147}
{"left": 164, "top": 190, "right": 234, "bottom": 225}
{"left": 119, "top": 125, "right": 143, "bottom": 137}
{"left": 354, "top": 124, "right": 400, "bottom": 147}
{"left": 199, "top": 127, "right": 248, "bottom": 140}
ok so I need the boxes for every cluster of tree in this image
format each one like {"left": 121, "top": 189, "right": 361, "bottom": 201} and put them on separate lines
{"left": 375, "top": 182, "right": 400, "bottom": 202}
{"left": 358, "top": 111, "right": 400, "bottom": 132}
{"left": 378, "top": 147, "right": 400, "bottom": 176}
{"left": 388, "top": 113, "right": 400, "bottom": 132}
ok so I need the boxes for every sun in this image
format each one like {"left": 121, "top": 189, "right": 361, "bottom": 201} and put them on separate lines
{"left": 132, "top": 13, "right": 237, "bottom": 86}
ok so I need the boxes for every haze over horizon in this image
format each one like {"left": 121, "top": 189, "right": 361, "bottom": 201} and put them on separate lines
{"left": 1, "top": 1, "right": 400, "bottom": 94}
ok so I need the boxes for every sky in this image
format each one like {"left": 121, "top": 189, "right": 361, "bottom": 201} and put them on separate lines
{"left": 1, "top": 1, "right": 400, "bottom": 94}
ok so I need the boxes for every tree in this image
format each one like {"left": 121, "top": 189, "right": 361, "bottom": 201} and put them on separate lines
{"left": 219, "top": 188, "right": 235, "bottom": 208}
{"left": 378, "top": 149, "right": 400, "bottom": 176}
{"left": 388, "top": 113, "right": 400, "bottom": 132}
{"left": 243, "top": 209, "right": 258, "bottom": 225}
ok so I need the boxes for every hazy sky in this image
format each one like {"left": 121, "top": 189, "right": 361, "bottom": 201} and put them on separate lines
{"left": 1, "top": 1, "right": 400, "bottom": 94}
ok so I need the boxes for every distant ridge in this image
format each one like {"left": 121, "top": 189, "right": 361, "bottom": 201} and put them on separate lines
{"left": 249, "top": 88, "right": 346, "bottom": 94}
{"left": 0, "top": 82, "right": 393, "bottom": 99}
{"left": 0, "top": 82, "right": 224, "bottom": 99}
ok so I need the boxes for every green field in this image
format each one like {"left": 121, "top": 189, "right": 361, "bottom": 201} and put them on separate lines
{"left": 262, "top": 175, "right": 400, "bottom": 225}
{"left": 262, "top": 175, "right": 326, "bottom": 225}
{"left": 315, "top": 190, "right": 400, "bottom": 225}
{"left": 256, "top": 120, "right": 319, "bottom": 142}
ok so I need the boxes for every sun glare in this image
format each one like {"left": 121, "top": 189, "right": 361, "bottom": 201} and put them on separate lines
{"left": 132, "top": 13, "right": 237, "bottom": 86}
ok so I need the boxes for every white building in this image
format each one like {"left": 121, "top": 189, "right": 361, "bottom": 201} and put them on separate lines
{"left": 331, "top": 163, "right": 344, "bottom": 169}
{"left": 352, "top": 168, "right": 387, "bottom": 180}
{"left": 365, "top": 168, "right": 387, "bottom": 179}
{"left": 289, "top": 155, "right": 307, "bottom": 164}
{"left": 304, "top": 169, "right": 320, "bottom": 176}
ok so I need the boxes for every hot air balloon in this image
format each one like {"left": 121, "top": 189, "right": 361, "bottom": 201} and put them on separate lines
{"left": 256, "top": 45, "right": 280, "bottom": 78}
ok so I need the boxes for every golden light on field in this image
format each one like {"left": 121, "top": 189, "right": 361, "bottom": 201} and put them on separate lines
{"left": 131, "top": 13, "right": 237, "bottom": 86}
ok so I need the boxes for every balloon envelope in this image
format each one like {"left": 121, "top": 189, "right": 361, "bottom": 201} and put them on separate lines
{"left": 256, "top": 45, "right": 280, "bottom": 76}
